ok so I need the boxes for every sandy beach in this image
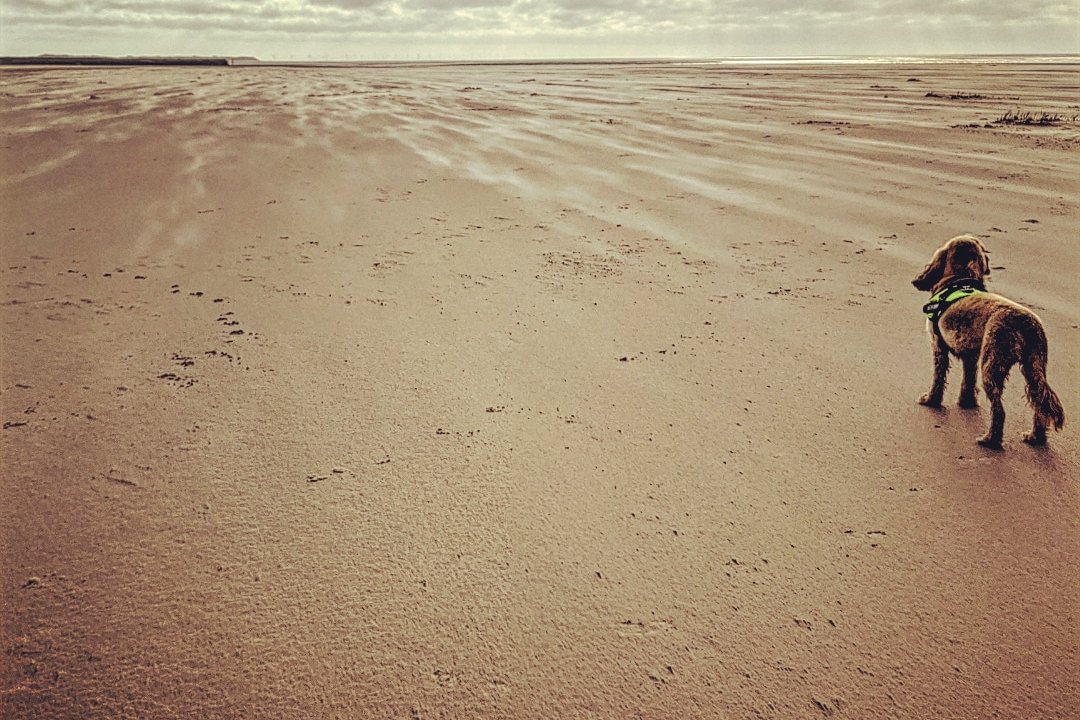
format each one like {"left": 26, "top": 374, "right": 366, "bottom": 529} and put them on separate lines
{"left": 2, "top": 60, "right": 1078, "bottom": 719}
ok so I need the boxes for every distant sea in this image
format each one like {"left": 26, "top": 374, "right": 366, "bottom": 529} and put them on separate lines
{"left": 2, "top": 54, "right": 1077, "bottom": 68}
{"left": 238, "top": 54, "right": 1080, "bottom": 68}
{"left": 677, "top": 54, "right": 1080, "bottom": 65}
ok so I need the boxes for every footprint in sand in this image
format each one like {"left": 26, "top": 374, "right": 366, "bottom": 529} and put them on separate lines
{"left": 617, "top": 619, "right": 675, "bottom": 638}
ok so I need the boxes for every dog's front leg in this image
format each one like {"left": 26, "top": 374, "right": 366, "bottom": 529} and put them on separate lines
{"left": 918, "top": 336, "right": 949, "bottom": 407}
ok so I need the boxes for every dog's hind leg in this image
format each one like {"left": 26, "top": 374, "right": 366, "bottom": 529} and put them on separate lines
{"left": 958, "top": 355, "right": 979, "bottom": 408}
{"left": 977, "top": 367, "right": 1008, "bottom": 450}
{"left": 975, "top": 319, "right": 1017, "bottom": 449}
{"left": 1019, "top": 323, "right": 1066, "bottom": 446}
{"left": 918, "top": 335, "right": 950, "bottom": 408}
{"left": 1024, "top": 411, "right": 1048, "bottom": 446}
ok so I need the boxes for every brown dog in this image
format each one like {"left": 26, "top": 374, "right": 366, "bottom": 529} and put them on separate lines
{"left": 912, "top": 234, "right": 1065, "bottom": 449}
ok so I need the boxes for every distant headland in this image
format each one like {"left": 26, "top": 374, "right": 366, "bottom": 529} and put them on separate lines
{"left": 0, "top": 55, "right": 260, "bottom": 66}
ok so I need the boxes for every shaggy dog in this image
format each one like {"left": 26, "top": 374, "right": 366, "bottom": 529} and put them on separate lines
{"left": 912, "top": 234, "right": 1065, "bottom": 449}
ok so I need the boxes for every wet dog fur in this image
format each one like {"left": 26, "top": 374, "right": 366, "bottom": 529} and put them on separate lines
{"left": 912, "top": 234, "right": 1065, "bottom": 449}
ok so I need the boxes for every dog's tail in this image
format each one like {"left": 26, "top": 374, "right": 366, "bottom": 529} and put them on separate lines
{"left": 1020, "top": 322, "right": 1066, "bottom": 432}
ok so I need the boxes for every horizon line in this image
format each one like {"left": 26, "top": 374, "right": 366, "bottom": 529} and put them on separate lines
{"left": 3, "top": 52, "right": 1078, "bottom": 69}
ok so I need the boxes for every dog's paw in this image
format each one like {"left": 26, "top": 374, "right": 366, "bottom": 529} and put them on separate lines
{"left": 918, "top": 393, "right": 943, "bottom": 408}
{"left": 976, "top": 435, "right": 1004, "bottom": 450}
{"left": 957, "top": 395, "right": 978, "bottom": 409}
{"left": 1022, "top": 432, "right": 1047, "bottom": 446}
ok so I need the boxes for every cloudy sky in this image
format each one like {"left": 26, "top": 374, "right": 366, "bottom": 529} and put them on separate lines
{"left": 1, "top": 0, "right": 1076, "bottom": 60}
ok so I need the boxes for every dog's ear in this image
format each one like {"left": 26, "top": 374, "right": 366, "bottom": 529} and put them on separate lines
{"left": 975, "top": 240, "right": 991, "bottom": 277}
{"left": 954, "top": 237, "right": 990, "bottom": 280}
{"left": 912, "top": 247, "right": 946, "bottom": 290}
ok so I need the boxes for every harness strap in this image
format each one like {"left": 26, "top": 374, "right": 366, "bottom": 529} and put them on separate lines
{"left": 922, "top": 278, "right": 985, "bottom": 345}
{"left": 923, "top": 278, "right": 985, "bottom": 322}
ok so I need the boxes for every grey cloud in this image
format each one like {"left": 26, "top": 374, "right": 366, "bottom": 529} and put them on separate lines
{"left": 1, "top": 0, "right": 1074, "bottom": 56}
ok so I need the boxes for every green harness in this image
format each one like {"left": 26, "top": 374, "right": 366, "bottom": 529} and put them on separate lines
{"left": 922, "top": 278, "right": 985, "bottom": 340}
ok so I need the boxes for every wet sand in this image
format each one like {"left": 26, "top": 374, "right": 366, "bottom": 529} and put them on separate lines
{"left": 2, "top": 61, "right": 1078, "bottom": 719}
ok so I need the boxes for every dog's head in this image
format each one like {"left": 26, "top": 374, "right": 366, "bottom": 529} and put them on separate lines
{"left": 912, "top": 234, "right": 990, "bottom": 292}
